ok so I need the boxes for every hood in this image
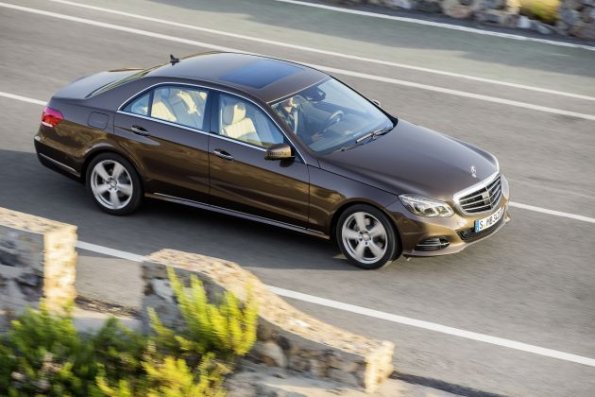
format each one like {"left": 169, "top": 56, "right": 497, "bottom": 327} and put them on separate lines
{"left": 319, "top": 120, "right": 499, "bottom": 201}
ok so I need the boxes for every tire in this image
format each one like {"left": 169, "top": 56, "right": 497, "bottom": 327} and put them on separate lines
{"left": 336, "top": 204, "right": 399, "bottom": 270}
{"left": 85, "top": 153, "right": 142, "bottom": 215}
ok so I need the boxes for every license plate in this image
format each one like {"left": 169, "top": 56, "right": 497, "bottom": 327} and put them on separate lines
{"left": 474, "top": 207, "right": 505, "bottom": 233}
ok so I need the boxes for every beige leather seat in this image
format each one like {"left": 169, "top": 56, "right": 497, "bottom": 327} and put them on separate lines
{"left": 151, "top": 89, "right": 177, "bottom": 122}
{"left": 221, "top": 102, "right": 259, "bottom": 144}
{"left": 169, "top": 89, "right": 200, "bottom": 128}
{"left": 151, "top": 88, "right": 208, "bottom": 129}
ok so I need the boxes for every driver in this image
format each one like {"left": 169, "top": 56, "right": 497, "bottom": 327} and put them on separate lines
{"left": 276, "top": 96, "right": 300, "bottom": 134}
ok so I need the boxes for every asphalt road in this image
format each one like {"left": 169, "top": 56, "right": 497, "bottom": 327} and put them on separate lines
{"left": 1, "top": 0, "right": 594, "bottom": 396}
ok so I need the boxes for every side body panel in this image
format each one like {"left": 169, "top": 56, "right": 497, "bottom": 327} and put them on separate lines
{"left": 307, "top": 166, "right": 399, "bottom": 235}
{"left": 208, "top": 136, "right": 310, "bottom": 228}
{"left": 113, "top": 113, "right": 210, "bottom": 202}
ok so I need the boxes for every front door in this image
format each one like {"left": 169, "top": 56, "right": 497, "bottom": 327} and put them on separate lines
{"left": 208, "top": 92, "right": 310, "bottom": 227}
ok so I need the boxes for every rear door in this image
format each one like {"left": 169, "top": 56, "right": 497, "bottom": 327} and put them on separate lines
{"left": 114, "top": 84, "right": 212, "bottom": 202}
{"left": 208, "top": 92, "right": 310, "bottom": 227}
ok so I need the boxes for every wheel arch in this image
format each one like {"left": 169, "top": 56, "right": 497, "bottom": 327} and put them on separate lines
{"left": 81, "top": 145, "right": 143, "bottom": 189}
{"left": 330, "top": 200, "right": 403, "bottom": 258}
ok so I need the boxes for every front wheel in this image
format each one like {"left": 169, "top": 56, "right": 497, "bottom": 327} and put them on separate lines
{"left": 336, "top": 204, "right": 399, "bottom": 270}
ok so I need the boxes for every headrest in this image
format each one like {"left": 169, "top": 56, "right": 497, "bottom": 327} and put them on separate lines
{"left": 222, "top": 102, "right": 246, "bottom": 125}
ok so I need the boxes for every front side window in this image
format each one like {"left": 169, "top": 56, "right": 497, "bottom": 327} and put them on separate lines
{"left": 217, "top": 93, "right": 285, "bottom": 148}
{"left": 150, "top": 86, "right": 209, "bottom": 130}
{"left": 271, "top": 78, "right": 393, "bottom": 154}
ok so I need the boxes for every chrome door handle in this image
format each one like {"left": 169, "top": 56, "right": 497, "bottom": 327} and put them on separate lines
{"left": 131, "top": 125, "right": 149, "bottom": 136}
{"left": 213, "top": 149, "right": 234, "bottom": 160}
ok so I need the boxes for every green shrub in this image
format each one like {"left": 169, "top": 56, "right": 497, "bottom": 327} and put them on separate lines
{"left": 519, "top": 0, "right": 560, "bottom": 24}
{"left": 0, "top": 272, "right": 258, "bottom": 397}
{"left": 97, "top": 354, "right": 226, "bottom": 397}
{"left": 150, "top": 268, "right": 258, "bottom": 362}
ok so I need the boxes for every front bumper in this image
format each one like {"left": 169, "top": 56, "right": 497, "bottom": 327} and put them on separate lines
{"left": 387, "top": 178, "right": 511, "bottom": 257}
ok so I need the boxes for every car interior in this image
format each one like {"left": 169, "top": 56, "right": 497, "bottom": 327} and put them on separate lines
{"left": 149, "top": 87, "right": 208, "bottom": 130}
{"left": 218, "top": 95, "right": 284, "bottom": 148}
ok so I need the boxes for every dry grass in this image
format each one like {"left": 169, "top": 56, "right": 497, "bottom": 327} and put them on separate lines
{"left": 519, "top": 0, "right": 561, "bottom": 23}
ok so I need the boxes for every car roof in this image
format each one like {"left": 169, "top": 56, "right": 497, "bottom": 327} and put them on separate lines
{"left": 147, "top": 52, "right": 328, "bottom": 103}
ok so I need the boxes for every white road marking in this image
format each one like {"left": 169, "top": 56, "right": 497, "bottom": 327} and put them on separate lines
{"left": 0, "top": 91, "right": 46, "bottom": 106}
{"left": 302, "top": 65, "right": 595, "bottom": 121}
{"left": 509, "top": 202, "right": 595, "bottom": 224}
{"left": 2, "top": 2, "right": 595, "bottom": 122}
{"left": 3, "top": 89, "right": 595, "bottom": 225}
{"left": 47, "top": 0, "right": 595, "bottom": 102}
{"left": 75, "top": 239, "right": 595, "bottom": 367}
{"left": 77, "top": 241, "right": 146, "bottom": 262}
{"left": 275, "top": 0, "right": 595, "bottom": 52}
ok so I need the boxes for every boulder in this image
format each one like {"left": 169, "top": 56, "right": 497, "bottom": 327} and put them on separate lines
{"left": 253, "top": 341, "right": 288, "bottom": 368}
{"left": 442, "top": 0, "right": 474, "bottom": 18}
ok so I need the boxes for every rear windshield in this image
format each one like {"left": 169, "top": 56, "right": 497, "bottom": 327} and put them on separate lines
{"left": 86, "top": 67, "right": 158, "bottom": 98}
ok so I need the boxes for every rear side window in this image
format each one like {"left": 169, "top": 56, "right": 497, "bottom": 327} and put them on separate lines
{"left": 121, "top": 85, "right": 210, "bottom": 131}
{"left": 150, "top": 86, "right": 209, "bottom": 130}
{"left": 122, "top": 92, "right": 150, "bottom": 116}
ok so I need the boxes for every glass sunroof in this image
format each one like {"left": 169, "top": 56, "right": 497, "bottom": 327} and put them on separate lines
{"left": 220, "top": 59, "right": 301, "bottom": 89}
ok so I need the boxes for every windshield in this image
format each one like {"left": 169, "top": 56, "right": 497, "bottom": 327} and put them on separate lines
{"left": 271, "top": 78, "right": 394, "bottom": 154}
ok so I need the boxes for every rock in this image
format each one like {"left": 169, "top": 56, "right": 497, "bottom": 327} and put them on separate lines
{"left": 532, "top": 20, "right": 554, "bottom": 34}
{"left": 582, "top": 7, "right": 595, "bottom": 22}
{"left": 570, "top": 21, "right": 595, "bottom": 39}
{"left": 517, "top": 15, "right": 532, "bottom": 28}
{"left": 565, "top": 0, "right": 583, "bottom": 9}
{"left": 151, "top": 278, "right": 174, "bottom": 303}
{"left": 561, "top": 8, "right": 581, "bottom": 26}
{"left": 506, "top": 0, "right": 521, "bottom": 13}
{"left": 389, "top": 0, "right": 412, "bottom": 9}
{"left": 253, "top": 341, "right": 288, "bottom": 368}
{"left": 442, "top": 0, "right": 474, "bottom": 18}
{"left": 476, "top": 9, "right": 515, "bottom": 25}
{"left": 415, "top": 0, "right": 442, "bottom": 13}
{"left": 483, "top": 0, "right": 507, "bottom": 9}
{"left": 327, "top": 368, "right": 360, "bottom": 388}
{"left": 556, "top": 20, "right": 570, "bottom": 35}
{"left": 308, "top": 359, "right": 327, "bottom": 378}
{"left": 257, "top": 322, "right": 275, "bottom": 341}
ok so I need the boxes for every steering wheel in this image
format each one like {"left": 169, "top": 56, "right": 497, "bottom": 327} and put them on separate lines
{"left": 321, "top": 110, "right": 344, "bottom": 133}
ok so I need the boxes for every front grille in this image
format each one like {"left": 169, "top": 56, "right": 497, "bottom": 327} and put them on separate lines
{"left": 457, "top": 175, "right": 502, "bottom": 214}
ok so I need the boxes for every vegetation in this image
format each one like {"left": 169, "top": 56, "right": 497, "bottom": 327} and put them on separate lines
{"left": 0, "top": 270, "right": 257, "bottom": 397}
{"left": 519, "top": 0, "right": 561, "bottom": 24}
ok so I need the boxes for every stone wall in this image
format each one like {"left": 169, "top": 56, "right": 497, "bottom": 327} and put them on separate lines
{"left": 558, "top": 0, "right": 595, "bottom": 39}
{"left": 0, "top": 207, "right": 77, "bottom": 322}
{"left": 331, "top": 0, "right": 595, "bottom": 40}
{"left": 142, "top": 249, "right": 395, "bottom": 393}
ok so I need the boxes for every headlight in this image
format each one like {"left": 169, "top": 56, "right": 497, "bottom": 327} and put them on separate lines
{"left": 399, "top": 195, "right": 454, "bottom": 217}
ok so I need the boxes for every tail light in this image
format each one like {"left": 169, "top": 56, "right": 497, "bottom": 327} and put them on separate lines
{"left": 41, "top": 106, "right": 64, "bottom": 128}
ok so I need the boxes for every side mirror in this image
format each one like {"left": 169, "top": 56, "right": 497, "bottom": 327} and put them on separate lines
{"left": 265, "top": 143, "right": 293, "bottom": 160}
{"left": 371, "top": 99, "right": 382, "bottom": 108}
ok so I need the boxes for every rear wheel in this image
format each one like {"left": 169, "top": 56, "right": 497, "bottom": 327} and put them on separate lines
{"left": 336, "top": 204, "right": 399, "bottom": 270}
{"left": 86, "top": 153, "right": 142, "bottom": 215}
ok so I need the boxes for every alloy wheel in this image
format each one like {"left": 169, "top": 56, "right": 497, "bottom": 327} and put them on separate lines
{"left": 341, "top": 211, "right": 388, "bottom": 265}
{"left": 90, "top": 160, "right": 133, "bottom": 210}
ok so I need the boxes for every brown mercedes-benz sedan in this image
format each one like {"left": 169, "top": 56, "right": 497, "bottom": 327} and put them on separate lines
{"left": 34, "top": 52, "right": 510, "bottom": 269}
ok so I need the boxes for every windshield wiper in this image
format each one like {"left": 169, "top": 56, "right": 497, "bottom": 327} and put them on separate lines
{"left": 355, "top": 125, "right": 391, "bottom": 143}
{"left": 337, "top": 125, "right": 393, "bottom": 152}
